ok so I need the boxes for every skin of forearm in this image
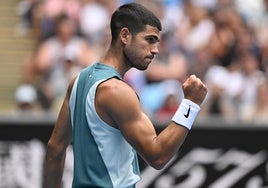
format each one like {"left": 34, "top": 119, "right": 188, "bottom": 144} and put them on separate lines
{"left": 43, "top": 148, "right": 66, "bottom": 188}
{"left": 145, "top": 123, "right": 188, "bottom": 169}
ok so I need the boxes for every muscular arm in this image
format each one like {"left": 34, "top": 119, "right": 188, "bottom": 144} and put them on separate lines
{"left": 42, "top": 78, "right": 75, "bottom": 188}
{"left": 96, "top": 75, "right": 207, "bottom": 170}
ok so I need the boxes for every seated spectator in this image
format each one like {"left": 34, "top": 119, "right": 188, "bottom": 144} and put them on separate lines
{"left": 173, "top": 1, "right": 215, "bottom": 56}
{"left": 33, "top": 14, "right": 94, "bottom": 112}
{"left": 238, "top": 52, "right": 266, "bottom": 116}
{"left": 202, "top": 63, "right": 244, "bottom": 121}
{"left": 79, "top": 0, "right": 117, "bottom": 47}
{"left": 30, "top": 0, "right": 82, "bottom": 41}
{"left": 240, "top": 80, "right": 268, "bottom": 125}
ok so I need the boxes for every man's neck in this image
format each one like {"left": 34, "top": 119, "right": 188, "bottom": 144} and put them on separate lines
{"left": 100, "top": 47, "right": 130, "bottom": 77}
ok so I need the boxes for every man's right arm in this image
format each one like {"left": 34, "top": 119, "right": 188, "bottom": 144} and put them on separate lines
{"left": 97, "top": 75, "right": 207, "bottom": 169}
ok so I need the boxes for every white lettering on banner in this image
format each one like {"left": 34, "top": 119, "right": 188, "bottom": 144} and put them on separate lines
{"left": 0, "top": 141, "right": 267, "bottom": 188}
{"left": 0, "top": 140, "right": 44, "bottom": 188}
{"left": 155, "top": 148, "right": 222, "bottom": 188}
{"left": 137, "top": 148, "right": 268, "bottom": 188}
{"left": 0, "top": 140, "right": 73, "bottom": 188}
{"left": 209, "top": 150, "right": 267, "bottom": 188}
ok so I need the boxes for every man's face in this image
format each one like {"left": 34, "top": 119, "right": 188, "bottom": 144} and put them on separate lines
{"left": 123, "top": 25, "right": 160, "bottom": 70}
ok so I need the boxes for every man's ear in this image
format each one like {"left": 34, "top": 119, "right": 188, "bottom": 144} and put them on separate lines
{"left": 120, "top": 27, "right": 131, "bottom": 44}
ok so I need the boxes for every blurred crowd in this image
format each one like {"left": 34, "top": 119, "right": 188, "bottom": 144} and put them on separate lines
{"left": 14, "top": 0, "right": 268, "bottom": 125}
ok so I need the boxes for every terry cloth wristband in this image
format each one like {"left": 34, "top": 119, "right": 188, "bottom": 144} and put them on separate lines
{"left": 172, "top": 99, "right": 200, "bottom": 130}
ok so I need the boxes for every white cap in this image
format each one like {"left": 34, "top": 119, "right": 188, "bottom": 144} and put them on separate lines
{"left": 15, "top": 84, "right": 37, "bottom": 104}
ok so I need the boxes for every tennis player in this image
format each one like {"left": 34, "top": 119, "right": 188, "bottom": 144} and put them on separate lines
{"left": 43, "top": 2, "right": 207, "bottom": 188}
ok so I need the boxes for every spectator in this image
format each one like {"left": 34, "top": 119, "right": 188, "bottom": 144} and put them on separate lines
{"left": 238, "top": 52, "right": 266, "bottom": 116}
{"left": 33, "top": 14, "right": 94, "bottom": 111}
{"left": 207, "top": 4, "right": 240, "bottom": 67}
{"left": 79, "top": 0, "right": 117, "bottom": 47}
{"left": 174, "top": 1, "right": 215, "bottom": 56}
{"left": 30, "top": 0, "right": 82, "bottom": 41}
{"left": 240, "top": 80, "right": 268, "bottom": 125}
{"left": 202, "top": 62, "right": 244, "bottom": 121}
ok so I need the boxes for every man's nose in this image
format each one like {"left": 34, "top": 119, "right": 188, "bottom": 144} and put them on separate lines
{"left": 151, "top": 44, "right": 159, "bottom": 55}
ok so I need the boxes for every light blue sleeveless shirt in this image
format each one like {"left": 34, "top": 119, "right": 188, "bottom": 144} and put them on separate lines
{"left": 69, "top": 63, "right": 140, "bottom": 188}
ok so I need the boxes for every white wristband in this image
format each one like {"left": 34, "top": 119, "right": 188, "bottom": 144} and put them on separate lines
{"left": 172, "top": 99, "right": 200, "bottom": 130}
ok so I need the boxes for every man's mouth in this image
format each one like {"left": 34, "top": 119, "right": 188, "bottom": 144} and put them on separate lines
{"left": 147, "top": 55, "right": 154, "bottom": 60}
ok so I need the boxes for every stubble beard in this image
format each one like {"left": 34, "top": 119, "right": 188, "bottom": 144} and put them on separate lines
{"left": 123, "top": 48, "right": 149, "bottom": 71}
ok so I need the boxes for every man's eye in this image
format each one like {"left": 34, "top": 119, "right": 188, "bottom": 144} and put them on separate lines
{"left": 146, "top": 37, "right": 158, "bottom": 44}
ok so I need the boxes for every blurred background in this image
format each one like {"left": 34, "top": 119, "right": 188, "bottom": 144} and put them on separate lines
{"left": 0, "top": 0, "right": 268, "bottom": 187}
{"left": 1, "top": 0, "right": 268, "bottom": 125}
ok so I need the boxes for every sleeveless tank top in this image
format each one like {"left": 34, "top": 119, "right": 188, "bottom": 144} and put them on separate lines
{"left": 69, "top": 63, "right": 140, "bottom": 188}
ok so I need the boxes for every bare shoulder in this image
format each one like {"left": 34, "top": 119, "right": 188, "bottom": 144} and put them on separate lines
{"left": 100, "top": 77, "right": 134, "bottom": 91}
{"left": 97, "top": 77, "right": 139, "bottom": 105}
{"left": 95, "top": 77, "right": 141, "bottom": 127}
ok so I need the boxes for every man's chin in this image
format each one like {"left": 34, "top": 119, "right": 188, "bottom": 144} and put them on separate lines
{"left": 137, "top": 63, "right": 150, "bottom": 71}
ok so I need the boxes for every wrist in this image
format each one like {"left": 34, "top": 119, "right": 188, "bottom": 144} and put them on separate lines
{"left": 172, "top": 99, "right": 200, "bottom": 130}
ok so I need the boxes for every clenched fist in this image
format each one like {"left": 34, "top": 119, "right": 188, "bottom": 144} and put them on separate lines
{"left": 182, "top": 75, "right": 207, "bottom": 106}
